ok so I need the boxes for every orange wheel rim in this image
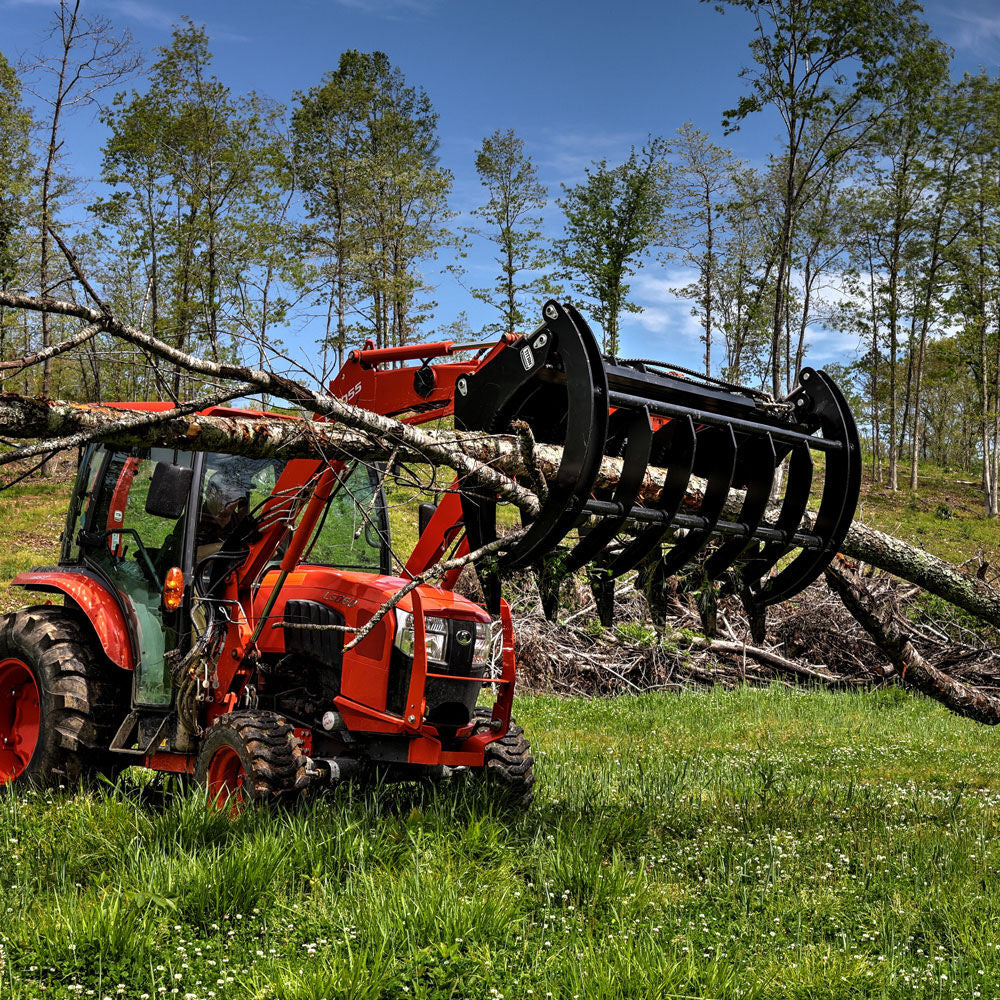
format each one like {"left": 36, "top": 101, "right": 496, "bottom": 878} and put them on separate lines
{"left": 0, "top": 658, "right": 40, "bottom": 784}
{"left": 206, "top": 745, "right": 246, "bottom": 812}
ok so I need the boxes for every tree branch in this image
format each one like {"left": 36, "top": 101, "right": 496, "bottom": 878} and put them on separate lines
{"left": 825, "top": 558, "right": 1000, "bottom": 725}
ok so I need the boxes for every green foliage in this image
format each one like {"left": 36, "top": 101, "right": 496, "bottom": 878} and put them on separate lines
{"left": 708, "top": 0, "right": 940, "bottom": 396}
{"left": 665, "top": 124, "right": 738, "bottom": 375}
{"left": 93, "top": 19, "right": 292, "bottom": 398}
{"left": 0, "top": 51, "right": 33, "bottom": 293}
{"left": 291, "top": 50, "right": 453, "bottom": 367}
{"left": 555, "top": 137, "right": 670, "bottom": 355}
{"left": 464, "top": 128, "right": 558, "bottom": 335}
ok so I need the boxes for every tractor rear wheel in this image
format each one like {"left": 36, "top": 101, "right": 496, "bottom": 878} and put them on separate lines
{"left": 195, "top": 710, "right": 308, "bottom": 810}
{"left": 0, "top": 606, "right": 126, "bottom": 789}
{"left": 472, "top": 709, "right": 535, "bottom": 807}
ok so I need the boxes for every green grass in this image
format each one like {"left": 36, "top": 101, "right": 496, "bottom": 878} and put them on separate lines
{"left": 858, "top": 461, "right": 1000, "bottom": 567}
{"left": 6, "top": 459, "right": 1000, "bottom": 998}
{"left": 0, "top": 478, "right": 67, "bottom": 613}
{"left": 5, "top": 687, "right": 1000, "bottom": 998}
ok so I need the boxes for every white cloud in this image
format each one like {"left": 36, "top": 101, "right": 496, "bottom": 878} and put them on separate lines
{"left": 328, "top": 0, "right": 440, "bottom": 17}
{"left": 612, "top": 268, "right": 706, "bottom": 364}
{"left": 938, "top": 4, "right": 1000, "bottom": 54}
{"left": 535, "top": 129, "right": 645, "bottom": 183}
{"left": 105, "top": 0, "right": 177, "bottom": 30}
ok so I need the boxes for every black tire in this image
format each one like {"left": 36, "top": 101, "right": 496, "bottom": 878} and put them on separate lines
{"left": 194, "top": 710, "right": 308, "bottom": 808}
{"left": 0, "top": 606, "right": 127, "bottom": 789}
{"left": 472, "top": 709, "right": 535, "bottom": 806}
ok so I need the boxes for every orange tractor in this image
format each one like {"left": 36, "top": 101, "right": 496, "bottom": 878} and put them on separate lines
{"left": 0, "top": 303, "right": 859, "bottom": 805}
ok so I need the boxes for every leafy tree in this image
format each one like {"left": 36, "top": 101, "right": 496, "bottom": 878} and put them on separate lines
{"left": 904, "top": 81, "right": 974, "bottom": 490}
{"left": 941, "top": 73, "right": 1000, "bottom": 515}
{"left": 292, "top": 61, "right": 369, "bottom": 376}
{"left": 714, "top": 166, "right": 779, "bottom": 385}
{"left": 96, "top": 19, "right": 291, "bottom": 397}
{"left": 0, "top": 51, "right": 34, "bottom": 383}
{"left": 852, "top": 38, "right": 950, "bottom": 489}
{"left": 666, "top": 124, "right": 738, "bottom": 374}
{"left": 24, "top": 0, "right": 138, "bottom": 404}
{"left": 709, "top": 0, "right": 940, "bottom": 397}
{"left": 466, "top": 128, "right": 556, "bottom": 335}
{"left": 555, "top": 137, "right": 669, "bottom": 355}
{"left": 295, "top": 51, "right": 452, "bottom": 355}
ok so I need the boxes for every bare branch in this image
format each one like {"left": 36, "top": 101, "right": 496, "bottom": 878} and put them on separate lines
{"left": 0, "top": 322, "right": 103, "bottom": 371}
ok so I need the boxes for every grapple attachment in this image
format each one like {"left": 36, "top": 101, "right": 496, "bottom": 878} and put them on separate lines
{"left": 453, "top": 301, "right": 860, "bottom": 625}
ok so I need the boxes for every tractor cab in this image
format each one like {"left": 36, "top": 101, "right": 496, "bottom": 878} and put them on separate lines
{"left": 56, "top": 443, "right": 390, "bottom": 713}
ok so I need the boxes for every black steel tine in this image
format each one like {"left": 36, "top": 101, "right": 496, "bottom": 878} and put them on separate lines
{"left": 741, "top": 441, "right": 814, "bottom": 588}
{"left": 703, "top": 432, "right": 777, "bottom": 580}
{"left": 564, "top": 407, "right": 653, "bottom": 574}
{"left": 759, "top": 369, "right": 861, "bottom": 605}
{"left": 605, "top": 414, "right": 698, "bottom": 579}
{"left": 499, "top": 303, "right": 609, "bottom": 571}
{"left": 535, "top": 556, "right": 564, "bottom": 621}
{"left": 460, "top": 490, "right": 502, "bottom": 612}
{"left": 653, "top": 424, "right": 739, "bottom": 582}
{"left": 588, "top": 565, "right": 616, "bottom": 626}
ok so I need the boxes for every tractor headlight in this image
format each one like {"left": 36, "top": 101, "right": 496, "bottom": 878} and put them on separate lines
{"left": 393, "top": 611, "right": 447, "bottom": 662}
{"left": 472, "top": 621, "right": 490, "bottom": 666}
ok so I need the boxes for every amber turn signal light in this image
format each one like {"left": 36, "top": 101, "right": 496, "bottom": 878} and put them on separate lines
{"left": 163, "top": 566, "right": 184, "bottom": 610}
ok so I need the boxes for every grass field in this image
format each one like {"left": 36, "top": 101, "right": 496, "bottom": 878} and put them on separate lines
{"left": 4, "top": 687, "right": 1000, "bottom": 999}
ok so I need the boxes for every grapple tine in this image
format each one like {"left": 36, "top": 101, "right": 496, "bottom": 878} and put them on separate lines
{"left": 588, "top": 565, "right": 617, "bottom": 627}
{"left": 564, "top": 408, "right": 653, "bottom": 575}
{"left": 741, "top": 441, "right": 814, "bottom": 587}
{"left": 605, "top": 414, "right": 698, "bottom": 580}
{"left": 757, "top": 369, "right": 861, "bottom": 606}
{"left": 652, "top": 424, "right": 738, "bottom": 582}
{"left": 703, "top": 432, "right": 777, "bottom": 580}
{"left": 456, "top": 300, "right": 609, "bottom": 577}
{"left": 461, "top": 489, "right": 502, "bottom": 612}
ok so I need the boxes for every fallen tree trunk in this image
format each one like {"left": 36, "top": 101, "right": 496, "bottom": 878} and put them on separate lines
{"left": 1, "top": 247, "right": 997, "bottom": 729}
{"left": 825, "top": 559, "right": 1000, "bottom": 724}
{"left": 2, "top": 393, "right": 998, "bottom": 633}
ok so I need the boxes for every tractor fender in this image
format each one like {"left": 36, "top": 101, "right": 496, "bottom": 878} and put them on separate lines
{"left": 11, "top": 568, "right": 135, "bottom": 671}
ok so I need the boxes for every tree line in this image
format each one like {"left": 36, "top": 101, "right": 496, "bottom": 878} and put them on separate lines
{"left": 4, "top": 1, "right": 1000, "bottom": 511}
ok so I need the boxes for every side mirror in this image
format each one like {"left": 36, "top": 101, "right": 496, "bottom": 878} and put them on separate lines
{"left": 146, "top": 462, "right": 194, "bottom": 519}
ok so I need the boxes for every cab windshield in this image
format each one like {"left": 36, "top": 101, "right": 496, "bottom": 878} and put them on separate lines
{"left": 302, "top": 462, "right": 390, "bottom": 573}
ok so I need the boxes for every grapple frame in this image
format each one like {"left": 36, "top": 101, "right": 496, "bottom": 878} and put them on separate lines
{"left": 453, "top": 301, "right": 861, "bottom": 622}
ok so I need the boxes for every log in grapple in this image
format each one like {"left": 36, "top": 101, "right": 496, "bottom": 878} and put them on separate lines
{"left": 453, "top": 301, "right": 860, "bottom": 623}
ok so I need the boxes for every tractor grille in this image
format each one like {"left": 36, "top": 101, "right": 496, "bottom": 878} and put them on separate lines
{"left": 283, "top": 600, "right": 345, "bottom": 665}
{"left": 386, "top": 617, "right": 486, "bottom": 730}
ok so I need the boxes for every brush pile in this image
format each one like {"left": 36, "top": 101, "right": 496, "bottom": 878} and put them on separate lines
{"left": 501, "top": 567, "right": 1000, "bottom": 698}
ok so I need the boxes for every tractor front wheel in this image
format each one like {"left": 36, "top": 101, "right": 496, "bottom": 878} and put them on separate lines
{"left": 0, "top": 607, "right": 126, "bottom": 789}
{"left": 472, "top": 709, "right": 535, "bottom": 807}
{"left": 195, "top": 710, "right": 308, "bottom": 810}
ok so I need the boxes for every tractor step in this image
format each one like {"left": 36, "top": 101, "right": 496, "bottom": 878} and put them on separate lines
{"left": 109, "top": 711, "right": 171, "bottom": 758}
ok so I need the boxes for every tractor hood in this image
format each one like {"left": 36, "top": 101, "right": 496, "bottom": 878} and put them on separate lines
{"left": 251, "top": 564, "right": 490, "bottom": 665}
{"left": 254, "top": 565, "right": 491, "bottom": 623}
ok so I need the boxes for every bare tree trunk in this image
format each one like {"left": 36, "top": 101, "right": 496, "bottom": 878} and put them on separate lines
{"left": 826, "top": 560, "right": 1000, "bottom": 724}
{"left": 887, "top": 259, "right": 899, "bottom": 492}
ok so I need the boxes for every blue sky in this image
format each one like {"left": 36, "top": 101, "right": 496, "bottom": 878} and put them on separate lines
{"left": 3, "top": 0, "right": 1000, "bottom": 381}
